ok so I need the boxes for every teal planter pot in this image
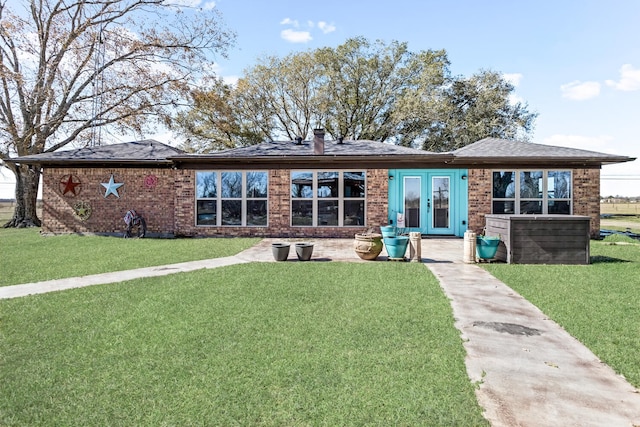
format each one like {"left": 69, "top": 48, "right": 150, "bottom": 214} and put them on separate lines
{"left": 384, "top": 236, "right": 409, "bottom": 259}
{"left": 476, "top": 236, "right": 500, "bottom": 260}
{"left": 380, "top": 225, "right": 396, "bottom": 238}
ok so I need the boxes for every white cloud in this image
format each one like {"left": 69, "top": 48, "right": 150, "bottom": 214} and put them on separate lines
{"left": 280, "top": 18, "right": 299, "bottom": 27}
{"left": 542, "top": 134, "right": 615, "bottom": 152}
{"left": 605, "top": 64, "right": 640, "bottom": 91}
{"left": 503, "top": 73, "right": 523, "bottom": 86}
{"left": 560, "top": 80, "right": 600, "bottom": 100}
{"left": 280, "top": 29, "right": 312, "bottom": 43}
{"left": 202, "top": 1, "right": 216, "bottom": 10}
{"left": 164, "top": 0, "right": 202, "bottom": 7}
{"left": 279, "top": 18, "right": 336, "bottom": 42}
{"left": 317, "top": 21, "right": 336, "bottom": 34}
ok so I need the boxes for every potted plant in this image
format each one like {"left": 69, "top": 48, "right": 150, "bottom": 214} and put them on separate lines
{"left": 271, "top": 242, "right": 291, "bottom": 261}
{"left": 354, "top": 232, "right": 383, "bottom": 260}
{"left": 380, "top": 225, "right": 396, "bottom": 238}
{"left": 384, "top": 235, "right": 410, "bottom": 260}
{"left": 295, "top": 242, "right": 314, "bottom": 261}
{"left": 476, "top": 234, "right": 501, "bottom": 260}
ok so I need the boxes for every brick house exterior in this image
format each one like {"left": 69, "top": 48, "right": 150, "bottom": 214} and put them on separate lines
{"left": 11, "top": 134, "right": 634, "bottom": 239}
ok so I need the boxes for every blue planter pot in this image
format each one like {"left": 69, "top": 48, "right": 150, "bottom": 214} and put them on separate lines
{"left": 380, "top": 225, "right": 396, "bottom": 238}
{"left": 476, "top": 236, "right": 500, "bottom": 260}
{"left": 384, "top": 236, "right": 409, "bottom": 259}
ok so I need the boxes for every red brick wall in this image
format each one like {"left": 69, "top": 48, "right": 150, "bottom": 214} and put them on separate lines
{"left": 467, "top": 168, "right": 601, "bottom": 238}
{"left": 468, "top": 168, "right": 492, "bottom": 234}
{"left": 42, "top": 167, "right": 176, "bottom": 236}
{"left": 42, "top": 166, "right": 600, "bottom": 238}
{"left": 573, "top": 168, "right": 601, "bottom": 238}
{"left": 173, "top": 169, "right": 388, "bottom": 238}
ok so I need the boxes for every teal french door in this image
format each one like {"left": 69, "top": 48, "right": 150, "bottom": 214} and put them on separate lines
{"left": 388, "top": 169, "right": 467, "bottom": 236}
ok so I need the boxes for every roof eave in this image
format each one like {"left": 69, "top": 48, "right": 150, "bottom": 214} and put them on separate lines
{"left": 449, "top": 156, "right": 635, "bottom": 168}
{"left": 169, "top": 154, "right": 456, "bottom": 169}
{"left": 5, "top": 158, "right": 175, "bottom": 167}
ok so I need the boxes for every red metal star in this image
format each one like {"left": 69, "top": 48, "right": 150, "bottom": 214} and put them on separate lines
{"left": 60, "top": 175, "right": 81, "bottom": 196}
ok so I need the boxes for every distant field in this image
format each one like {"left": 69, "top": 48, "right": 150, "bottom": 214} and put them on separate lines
{"left": 0, "top": 200, "right": 43, "bottom": 223}
{"left": 601, "top": 202, "right": 640, "bottom": 215}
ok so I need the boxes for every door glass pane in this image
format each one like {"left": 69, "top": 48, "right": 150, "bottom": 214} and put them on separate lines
{"left": 404, "top": 177, "right": 420, "bottom": 228}
{"left": 432, "top": 177, "right": 449, "bottom": 228}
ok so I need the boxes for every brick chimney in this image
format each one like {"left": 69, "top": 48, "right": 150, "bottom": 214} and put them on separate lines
{"left": 313, "top": 128, "right": 325, "bottom": 155}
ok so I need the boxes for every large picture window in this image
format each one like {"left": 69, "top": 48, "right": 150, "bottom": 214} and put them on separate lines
{"left": 492, "top": 170, "right": 572, "bottom": 215}
{"left": 291, "top": 170, "right": 366, "bottom": 227}
{"left": 196, "top": 171, "right": 268, "bottom": 226}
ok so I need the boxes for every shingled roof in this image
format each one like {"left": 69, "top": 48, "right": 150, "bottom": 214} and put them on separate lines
{"left": 7, "top": 140, "right": 183, "bottom": 167}
{"left": 7, "top": 136, "right": 635, "bottom": 169}
{"left": 169, "top": 139, "right": 454, "bottom": 169}
{"left": 450, "top": 138, "right": 634, "bottom": 167}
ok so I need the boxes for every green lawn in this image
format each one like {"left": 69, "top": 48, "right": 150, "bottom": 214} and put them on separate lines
{"left": 483, "top": 235, "right": 640, "bottom": 388}
{"left": 0, "top": 262, "right": 488, "bottom": 426}
{"left": 0, "top": 228, "right": 259, "bottom": 286}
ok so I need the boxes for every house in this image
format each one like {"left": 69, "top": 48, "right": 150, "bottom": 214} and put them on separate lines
{"left": 8, "top": 129, "right": 635, "bottom": 239}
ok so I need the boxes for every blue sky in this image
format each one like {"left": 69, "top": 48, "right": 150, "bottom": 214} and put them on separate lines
{"left": 208, "top": 0, "right": 640, "bottom": 197}
{"left": 1, "top": 0, "right": 639, "bottom": 197}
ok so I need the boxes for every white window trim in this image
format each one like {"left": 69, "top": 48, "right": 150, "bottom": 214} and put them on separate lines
{"left": 195, "top": 170, "right": 269, "bottom": 227}
{"left": 492, "top": 170, "right": 573, "bottom": 215}
{"left": 291, "top": 170, "right": 367, "bottom": 227}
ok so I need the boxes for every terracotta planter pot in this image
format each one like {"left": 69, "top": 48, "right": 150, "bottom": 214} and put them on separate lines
{"left": 354, "top": 233, "right": 383, "bottom": 260}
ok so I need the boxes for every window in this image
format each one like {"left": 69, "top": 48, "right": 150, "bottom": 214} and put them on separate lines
{"left": 196, "top": 171, "right": 268, "bottom": 226}
{"left": 291, "top": 170, "right": 366, "bottom": 227}
{"left": 492, "top": 170, "right": 572, "bottom": 215}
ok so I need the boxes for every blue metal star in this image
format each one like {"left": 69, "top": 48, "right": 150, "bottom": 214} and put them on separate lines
{"left": 101, "top": 175, "right": 124, "bottom": 198}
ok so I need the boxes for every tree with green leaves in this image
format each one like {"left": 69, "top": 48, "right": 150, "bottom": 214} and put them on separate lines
{"left": 174, "top": 37, "right": 536, "bottom": 153}
{"left": 406, "top": 70, "right": 537, "bottom": 151}
{"left": 0, "top": 0, "right": 234, "bottom": 227}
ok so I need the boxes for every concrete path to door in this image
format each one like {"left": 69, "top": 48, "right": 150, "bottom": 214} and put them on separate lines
{"left": 1, "top": 237, "right": 639, "bottom": 426}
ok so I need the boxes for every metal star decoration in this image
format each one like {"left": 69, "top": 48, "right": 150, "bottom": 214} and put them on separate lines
{"left": 60, "top": 174, "right": 81, "bottom": 196}
{"left": 73, "top": 201, "right": 92, "bottom": 221}
{"left": 101, "top": 175, "right": 124, "bottom": 198}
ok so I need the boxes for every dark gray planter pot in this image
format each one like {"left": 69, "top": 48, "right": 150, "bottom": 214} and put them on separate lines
{"left": 272, "top": 243, "right": 291, "bottom": 261}
{"left": 295, "top": 242, "right": 314, "bottom": 261}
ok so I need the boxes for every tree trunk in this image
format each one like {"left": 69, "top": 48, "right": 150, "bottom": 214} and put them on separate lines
{"left": 3, "top": 164, "right": 42, "bottom": 228}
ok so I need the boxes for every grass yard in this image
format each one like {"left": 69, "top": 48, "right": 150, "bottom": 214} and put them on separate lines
{"left": 0, "top": 228, "right": 259, "bottom": 286}
{"left": 483, "top": 235, "right": 640, "bottom": 388}
{"left": 0, "top": 262, "right": 488, "bottom": 426}
{"left": 600, "top": 202, "right": 640, "bottom": 215}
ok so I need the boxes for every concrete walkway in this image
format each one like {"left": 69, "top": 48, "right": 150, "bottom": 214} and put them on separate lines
{"left": 2, "top": 238, "right": 640, "bottom": 426}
